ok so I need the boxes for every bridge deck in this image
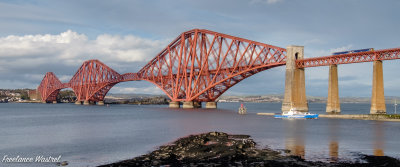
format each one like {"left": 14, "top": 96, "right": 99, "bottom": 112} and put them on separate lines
{"left": 296, "top": 47, "right": 400, "bottom": 68}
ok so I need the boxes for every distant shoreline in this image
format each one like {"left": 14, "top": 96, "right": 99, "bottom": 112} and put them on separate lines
{"left": 3, "top": 101, "right": 399, "bottom": 105}
{"left": 2, "top": 101, "right": 169, "bottom": 105}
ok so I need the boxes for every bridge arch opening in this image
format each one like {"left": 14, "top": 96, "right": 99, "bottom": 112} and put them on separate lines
{"left": 220, "top": 66, "right": 286, "bottom": 98}
{"left": 56, "top": 88, "right": 76, "bottom": 103}
{"left": 105, "top": 81, "right": 168, "bottom": 104}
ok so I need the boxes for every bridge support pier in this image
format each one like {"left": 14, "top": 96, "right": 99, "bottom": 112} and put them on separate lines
{"left": 97, "top": 101, "right": 104, "bottom": 105}
{"left": 326, "top": 64, "right": 341, "bottom": 113}
{"left": 183, "top": 101, "right": 194, "bottom": 109}
{"left": 169, "top": 101, "right": 180, "bottom": 108}
{"left": 282, "top": 45, "right": 308, "bottom": 113}
{"left": 370, "top": 60, "right": 386, "bottom": 114}
{"left": 205, "top": 102, "right": 217, "bottom": 109}
{"left": 83, "top": 100, "right": 90, "bottom": 105}
{"left": 75, "top": 101, "right": 82, "bottom": 105}
{"left": 193, "top": 102, "right": 202, "bottom": 108}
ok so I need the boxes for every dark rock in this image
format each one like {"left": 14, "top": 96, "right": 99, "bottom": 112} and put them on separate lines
{"left": 98, "top": 132, "right": 400, "bottom": 167}
{"left": 56, "top": 161, "right": 68, "bottom": 166}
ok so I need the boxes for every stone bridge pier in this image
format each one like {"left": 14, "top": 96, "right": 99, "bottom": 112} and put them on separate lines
{"left": 325, "top": 60, "right": 386, "bottom": 114}
{"left": 326, "top": 64, "right": 340, "bottom": 113}
{"left": 282, "top": 45, "right": 308, "bottom": 113}
{"left": 282, "top": 46, "right": 387, "bottom": 115}
{"left": 370, "top": 60, "right": 386, "bottom": 114}
{"left": 169, "top": 101, "right": 217, "bottom": 109}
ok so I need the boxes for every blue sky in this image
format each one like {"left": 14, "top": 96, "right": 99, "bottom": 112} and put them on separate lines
{"left": 0, "top": 0, "right": 399, "bottom": 97}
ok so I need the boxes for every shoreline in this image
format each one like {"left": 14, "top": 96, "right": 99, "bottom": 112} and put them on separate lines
{"left": 2, "top": 101, "right": 168, "bottom": 105}
{"left": 99, "top": 132, "right": 400, "bottom": 167}
{"left": 257, "top": 113, "right": 400, "bottom": 122}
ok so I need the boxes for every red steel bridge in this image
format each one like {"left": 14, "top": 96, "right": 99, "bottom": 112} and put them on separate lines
{"left": 38, "top": 29, "right": 400, "bottom": 108}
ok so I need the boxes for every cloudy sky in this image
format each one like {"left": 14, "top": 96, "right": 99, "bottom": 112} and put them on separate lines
{"left": 0, "top": 0, "right": 399, "bottom": 97}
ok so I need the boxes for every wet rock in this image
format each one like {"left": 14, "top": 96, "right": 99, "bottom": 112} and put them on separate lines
{"left": 151, "top": 160, "right": 160, "bottom": 166}
{"left": 56, "top": 161, "right": 68, "bottom": 166}
{"left": 99, "top": 132, "right": 400, "bottom": 167}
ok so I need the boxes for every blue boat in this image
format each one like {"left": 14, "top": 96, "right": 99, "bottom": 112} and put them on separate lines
{"left": 274, "top": 109, "right": 318, "bottom": 119}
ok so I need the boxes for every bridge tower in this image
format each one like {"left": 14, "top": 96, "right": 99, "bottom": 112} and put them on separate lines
{"left": 282, "top": 45, "right": 308, "bottom": 112}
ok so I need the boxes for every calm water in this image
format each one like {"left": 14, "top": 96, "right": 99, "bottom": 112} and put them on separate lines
{"left": 0, "top": 102, "right": 399, "bottom": 167}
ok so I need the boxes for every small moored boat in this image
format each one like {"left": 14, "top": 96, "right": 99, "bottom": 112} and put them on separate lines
{"left": 274, "top": 108, "right": 318, "bottom": 119}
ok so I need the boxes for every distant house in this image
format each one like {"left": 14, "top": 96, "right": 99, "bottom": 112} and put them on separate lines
{"left": 28, "top": 90, "right": 41, "bottom": 101}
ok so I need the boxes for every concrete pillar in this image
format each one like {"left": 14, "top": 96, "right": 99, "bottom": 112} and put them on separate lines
{"left": 182, "top": 101, "right": 194, "bottom": 109}
{"left": 75, "top": 101, "right": 82, "bottom": 105}
{"left": 169, "top": 101, "right": 180, "bottom": 108}
{"left": 97, "top": 101, "right": 104, "bottom": 106}
{"left": 370, "top": 60, "right": 386, "bottom": 114}
{"left": 205, "top": 102, "right": 217, "bottom": 109}
{"left": 326, "top": 64, "right": 341, "bottom": 113}
{"left": 83, "top": 100, "right": 90, "bottom": 105}
{"left": 52, "top": 101, "right": 57, "bottom": 104}
{"left": 282, "top": 45, "right": 308, "bottom": 113}
{"left": 193, "top": 101, "right": 202, "bottom": 108}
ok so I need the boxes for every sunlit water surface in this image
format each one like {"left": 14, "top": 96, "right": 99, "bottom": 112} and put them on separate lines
{"left": 0, "top": 102, "right": 399, "bottom": 166}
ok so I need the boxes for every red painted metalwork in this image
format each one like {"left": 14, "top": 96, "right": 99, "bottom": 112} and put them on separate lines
{"left": 37, "top": 28, "right": 400, "bottom": 104}
{"left": 37, "top": 72, "right": 66, "bottom": 102}
{"left": 37, "top": 29, "right": 287, "bottom": 103}
{"left": 136, "top": 29, "right": 287, "bottom": 102}
{"left": 296, "top": 47, "right": 400, "bottom": 68}
{"left": 68, "top": 60, "right": 125, "bottom": 102}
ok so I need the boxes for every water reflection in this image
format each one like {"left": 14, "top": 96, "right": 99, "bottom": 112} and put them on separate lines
{"left": 329, "top": 141, "right": 339, "bottom": 162}
{"left": 285, "top": 120, "right": 305, "bottom": 158}
{"left": 283, "top": 118, "right": 387, "bottom": 161}
{"left": 329, "top": 119, "right": 339, "bottom": 162}
{"left": 373, "top": 121, "right": 384, "bottom": 156}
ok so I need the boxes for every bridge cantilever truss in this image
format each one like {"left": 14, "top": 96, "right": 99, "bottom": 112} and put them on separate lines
{"left": 37, "top": 72, "right": 65, "bottom": 102}
{"left": 38, "top": 29, "right": 287, "bottom": 103}
{"left": 38, "top": 28, "right": 400, "bottom": 104}
{"left": 136, "top": 29, "right": 287, "bottom": 102}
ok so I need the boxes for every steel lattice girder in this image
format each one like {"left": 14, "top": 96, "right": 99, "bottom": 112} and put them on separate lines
{"left": 68, "top": 60, "right": 123, "bottom": 101}
{"left": 136, "top": 29, "right": 287, "bottom": 102}
{"left": 37, "top": 72, "right": 66, "bottom": 102}
{"left": 296, "top": 48, "right": 400, "bottom": 68}
{"left": 37, "top": 29, "right": 400, "bottom": 103}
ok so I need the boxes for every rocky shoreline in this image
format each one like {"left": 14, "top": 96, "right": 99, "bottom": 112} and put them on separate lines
{"left": 99, "top": 132, "right": 400, "bottom": 167}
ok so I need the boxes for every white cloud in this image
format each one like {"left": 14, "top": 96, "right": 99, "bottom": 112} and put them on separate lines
{"left": 0, "top": 30, "right": 168, "bottom": 90}
{"left": 0, "top": 30, "right": 166, "bottom": 68}
{"left": 110, "top": 86, "right": 164, "bottom": 94}
{"left": 58, "top": 75, "right": 74, "bottom": 82}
